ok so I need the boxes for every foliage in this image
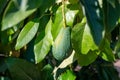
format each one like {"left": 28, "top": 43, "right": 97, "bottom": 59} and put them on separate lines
{"left": 0, "top": 0, "right": 120, "bottom": 80}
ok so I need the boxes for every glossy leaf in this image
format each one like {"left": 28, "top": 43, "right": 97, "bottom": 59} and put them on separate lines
{"left": 58, "top": 70, "right": 76, "bottom": 80}
{"left": 66, "top": 4, "right": 79, "bottom": 27}
{"left": 52, "top": 5, "right": 64, "bottom": 40}
{"left": 52, "top": 27, "right": 71, "bottom": 61}
{"left": 80, "top": 0, "right": 104, "bottom": 45}
{"left": 34, "top": 19, "right": 53, "bottom": 63}
{"left": 52, "top": 5, "right": 78, "bottom": 40}
{"left": 15, "top": 19, "right": 39, "bottom": 50}
{"left": 5, "top": 58, "right": 40, "bottom": 80}
{"left": 71, "top": 21, "right": 98, "bottom": 54}
{"left": 2, "top": 0, "right": 42, "bottom": 31}
{"left": 99, "top": 39, "right": 115, "bottom": 61}
{"left": 75, "top": 50, "right": 98, "bottom": 66}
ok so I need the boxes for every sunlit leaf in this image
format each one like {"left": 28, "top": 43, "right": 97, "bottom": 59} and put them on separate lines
{"left": 34, "top": 19, "right": 53, "bottom": 63}
{"left": 71, "top": 20, "right": 98, "bottom": 54}
{"left": 58, "top": 70, "right": 76, "bottom": 80}
{"left": 52, "top": 4, "right": 78, "bottom": 40}
{"left": 2, "top": 0, "right": 42, "bottom": 31}
{"left": 15, "top": 19, "right": 39, "bottom": 50}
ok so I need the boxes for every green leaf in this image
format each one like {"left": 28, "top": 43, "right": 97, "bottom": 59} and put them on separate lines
{"left": 103, "top": 0, "right": 120, "bottom": 32}
{"left": 52, "top": 4, "right": 78, "bottom": 40}
{"left": 99, "top": 39, "right": 115, "bottom": 61}
{"left": 15, "top": 19, "right": 39, "bottom": 50}
{"left": 52, "top": 5, "right": 64, "bottom": 40}
{"left": 58, "top": 70, "right": 76, "bottom": 80}
{"left": 68, "top": 0, "right": 79, "bottom": 4}
{"left": 53, "top": 51, "right": 75, "bottom": 76}
{"left": 66, "top": 4, "right": 79, "bottom": 27}
{"left": 41, "top": 64, "right": 53, "bottom": 80}
{"left": 39, "top": 0, "right": 55, "bottom": 14}
{"left": 0, "top": 0, "right": 8, "bottom": 15}
{"left": 71, "top": 21, "right": 98, "bottom": 54}
{"left": 5, "top": 58, "right": 40, "bottom": 80}
{"left": 75, "top": 50, "right": 98, "bottom": 66}
{"left": 107, "top": 0, "right": 115, "bottom": 7}
{"left": 34, "top": 19, "right": 53, "bottom": 63}
{"left": 2, "top": 0, "right": 42, "bottom": 31}
{"left": 52, "top": 27, "right": 71, "bottom": 61}
{"left": 80, "top": 0, "right": 104, "bottom": 45}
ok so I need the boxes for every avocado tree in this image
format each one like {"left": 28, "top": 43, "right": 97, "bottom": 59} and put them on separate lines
{"left": 0, "top": 0, "right": 120, "bottom": 80}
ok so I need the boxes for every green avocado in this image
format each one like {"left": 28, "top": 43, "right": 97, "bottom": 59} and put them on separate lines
{"left": 52, "top": 27, "right": 71, "bottom": 61}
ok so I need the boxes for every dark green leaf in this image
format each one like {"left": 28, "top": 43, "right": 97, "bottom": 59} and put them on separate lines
{"left": 5, "top": 58, "right": 40, "bottom": 80}
{"left": 0, "top": 0, "right": 8, "bottom": 15}
{"left": 107, "top": 0, "right": 115, "bottom": 7}
{"left": 34, "top": 19, "right": 53, "bottom": 63}
{"left": 39, "top": 0, "right": 55, "bottom": 14}
{"left": 41, "top": 64, "right": 53, "bottom": 80}
{"left": 58, "top": 70, "right": 76, "bottom": 80}
{"left": 15, "top": 19, "right": 39, "bottom": 50}
{"left": 80, "top": 0, "right": 104, "bottom": 45}
{"left": 103, "top": 0, "right": 120, "bottom": 32}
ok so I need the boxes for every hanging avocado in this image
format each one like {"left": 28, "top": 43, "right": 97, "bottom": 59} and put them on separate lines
{"left": 52, "top": 27, "right": 71, "bottom": 61}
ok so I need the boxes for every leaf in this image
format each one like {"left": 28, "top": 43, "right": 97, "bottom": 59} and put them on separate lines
{"left": 53, "top": 51, "right": 75, "bottom": 75}
{"left": 41, "top": 64, "right": 54, "bottom": 80}
{"left": 107, "top": 0, "right": 115, "bottom": 7}
{"left": 39, "top": 0, "right": 55, "bottom": 14}
{"left": 34, "top": 19, "right": 53, "bottom": 63}
{"left": 68, "top": 0, "right": 79, "bottom": 4}
{"left": 52, "top": 5, "right": 64, "bottom": 40}
{"left": 5, "top": 58, "right": 40, "bottom": 80}
{"left": 52, "top": 27, "right": 71, "bottom": 61}
{"left": 58, "top": 70, "right": 76, "bottom": 80}
{"left": 75, "top": 50, "right": 98, "bottom": 66}
{"left": 65, "top": 4, "right": 79, "bottom": 27}
{"left": 80, "top": 0, "right": 104, "bottom": 45}
{"left": 0, "top": 58, "right": 7, "bottom": 72}
{"left": 52, "top": 4, "right": 78, "bottom": 40}
{"left": 0, "top": 0, "right": 8, "bottom": 15}
{"left": 15, "top": 19, "right": 39, "bottom": 50}
{"left": 2, "top": 0, "right": 43, "bottom": 31}
{"left": 99, "top": 39, "right": 115, "bottom": 61}
{"left": 103, "top": 0, "right": 120, "bottom": 32}
{"left": 71, "top": 20, "right": 98, "bottom": 54}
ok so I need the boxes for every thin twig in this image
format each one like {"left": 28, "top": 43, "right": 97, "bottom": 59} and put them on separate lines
{"left": 62, "top": 0, "right": 66, "bottom": 28}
